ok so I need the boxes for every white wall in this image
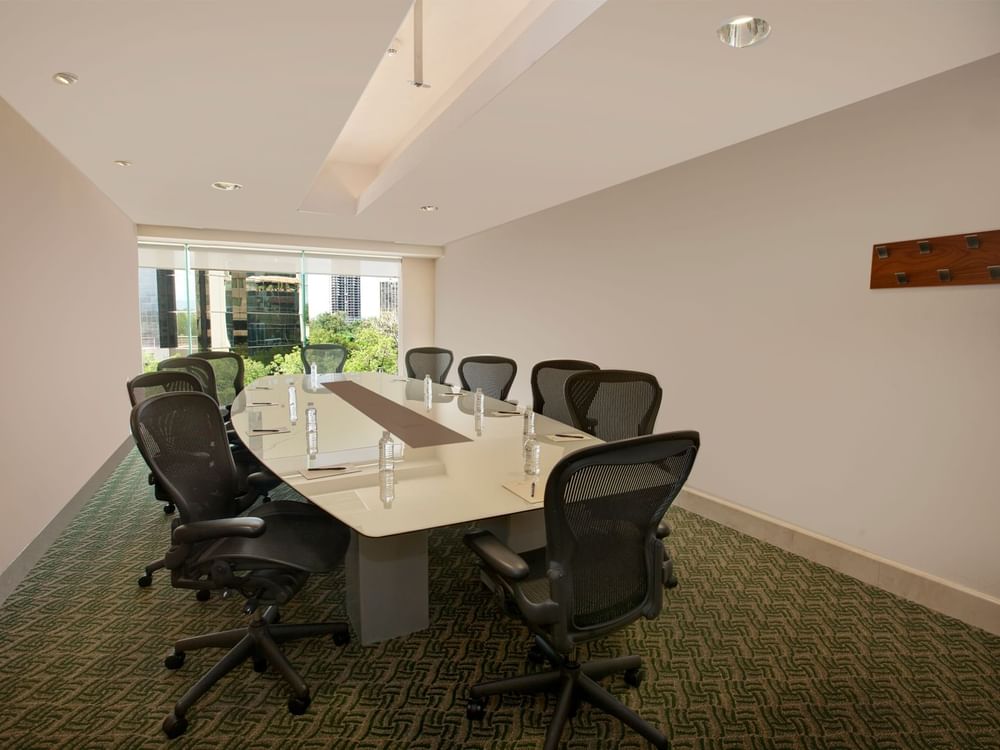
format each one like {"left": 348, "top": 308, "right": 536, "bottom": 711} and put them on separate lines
{"left": 399, "top": 257, "right": 436, "bottom": 373}
{"left": 0, "top": 97, "right": 138, "bottom": 576}
{"left": 437, "top": 55, "right": 1000, "bottom": 599}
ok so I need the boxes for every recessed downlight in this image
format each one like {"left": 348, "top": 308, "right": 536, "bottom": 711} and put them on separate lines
{"left": 212, "top": 181, "right": 243, "bottom": 191}
{"left": 419, "top": 205, "right": 438, "bottom": 212}
{"left": 52, "top": 72, "right": 78, "bottom": 86}
{"left": 717, "top": 16, "right": 771, "bottom": 48}
{"left": 113, "top": 160, "right": 132, "bottom": 167}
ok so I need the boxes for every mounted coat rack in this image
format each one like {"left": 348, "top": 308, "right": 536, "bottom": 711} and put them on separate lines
{"left": 870, "top": 228, "right": 1000, "bottom": 289}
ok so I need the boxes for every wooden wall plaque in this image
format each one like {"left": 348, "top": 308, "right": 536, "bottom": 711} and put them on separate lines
{"left": 870, "top": 228, "right": 1000, "bottom": 289}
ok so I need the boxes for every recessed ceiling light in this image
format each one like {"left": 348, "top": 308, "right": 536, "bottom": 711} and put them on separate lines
{"left": 717, "top": 16, "right": 771, "bottom": 48}
{"left": 419, "top": 205, "right": 438, "bottom": 212}
{"left": 113, "top": 160, "right": 132, "bottom": 167}
{"left": 212, "top": 181, "right": 243, "bottom": 191}
{"left": 52, "top": 72, "right": 78, "bottom": 86}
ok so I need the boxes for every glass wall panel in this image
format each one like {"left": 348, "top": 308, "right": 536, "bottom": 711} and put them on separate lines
{"left": 137, "top": 242, "right": 401, "bottom": 379}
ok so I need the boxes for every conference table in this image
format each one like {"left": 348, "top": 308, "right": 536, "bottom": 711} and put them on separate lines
{"left": 229, "top": 372, "right": 598, "bottom": 645}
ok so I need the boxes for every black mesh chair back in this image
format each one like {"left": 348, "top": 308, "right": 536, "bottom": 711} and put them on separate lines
{"left": 564, "top": 369, "right": 661, "bottom": 441}
{"left": 157, "top": 357, "right": 220, "bottom": 404}
{"left": 544, "top": 431, "right": 699, "bottom": 640}
{"left": 458, "top": 355, "right": 517, "bottom": 401}
{"left": 130, "top": 392, "right": 241, "bottom": 524}
{"left": 530, "top": 359, "right": 599, "bottom": 425}
{"left": 191, "top": 351, "right": 244, "bottom": 407}
{"left": 301, "top": 343, "right": 348, "bottom": 374}
{"left": 405, "top": 346, "right": 454, "bottom": 384}
{"left": 127, "top": 371, "right": 202, "bottom": 407}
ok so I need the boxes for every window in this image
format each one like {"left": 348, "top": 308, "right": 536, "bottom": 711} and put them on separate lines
{"left": 138, "top": 242, "right": 401, "bottom": 377}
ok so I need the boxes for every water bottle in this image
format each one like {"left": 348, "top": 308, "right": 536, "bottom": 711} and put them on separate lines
{"left": 523, "top": 437, "right": 541, "bottom": 476}
{"left": 474, "top": 387, "right": 485, "bottom": 416}
{"left": 378, "top": 430, "right": 394, "bottom": 471}
{"left": 310, "top": 361, "right": 319, "bottom": 388}
{"left": 523, "top": 408, "right": 536, "bottom": 438}
{"left": 287, "top": 380, "right": 298, "bottom": 424}
{"left": 306, "top": 401, "right": 318, "bottom": 456}
{"left": 380, "top": 465, "right": 395, "bottom": 507}
{"left": 423, "top": 373, "right": 433, "bottom": 410}
{"left": 474, "top": 412, "right": 484, "bottom": 437}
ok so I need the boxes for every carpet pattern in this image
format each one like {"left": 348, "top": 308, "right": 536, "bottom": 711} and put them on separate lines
{"left": 0, "top": 450, "right": 997, "bottom": 749}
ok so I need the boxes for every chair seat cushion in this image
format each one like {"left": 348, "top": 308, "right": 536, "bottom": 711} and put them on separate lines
{"left": 515, "top": 547, "right": 551, "bottom": 605}
{"left": 196, "top": 502, "right": 350, "bottom": 574}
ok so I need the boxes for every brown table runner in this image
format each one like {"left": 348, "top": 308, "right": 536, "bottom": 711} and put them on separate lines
{"left": 323, "top": 380, "right": 472, "bottom": 448}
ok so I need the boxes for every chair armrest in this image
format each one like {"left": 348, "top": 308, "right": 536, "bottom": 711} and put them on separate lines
{"left": 465, "top": 530, "right": 530, "bottom": 581}
{"left": 172, "top": 517, "right": 266, "bottom": 545}
{"left": 656, "top": 518, "right": 671, "bottom": 539}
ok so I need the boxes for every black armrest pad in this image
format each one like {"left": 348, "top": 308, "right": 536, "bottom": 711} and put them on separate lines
{"left": 173, "top": 517, "right": 266, "bottom": 545}
{"left": 656, "top": 518, "right": 671, "bottom": 539}
{"left": 464, "top": 530, "right": 530, "bottom": 581}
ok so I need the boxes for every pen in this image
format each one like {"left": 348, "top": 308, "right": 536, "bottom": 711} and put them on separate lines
{"left": 250, "top": 402, "right": 279, "bottom": 406}
{"left": 554, "top": 433, "right": 584, "bottom": 439}
{"left": 307, "top": 466, "right": 347, "bottom": 471}
{"left": 251, "top": 428, "right": 282, "bottom": 433}
{"left": 530, "top": 481, "right": 535, "bottom": 498}
{"left": 495, "top": 410, "right": 520, "bottom": 415}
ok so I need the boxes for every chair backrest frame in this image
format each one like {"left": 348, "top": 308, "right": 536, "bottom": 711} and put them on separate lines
{"left": 157, "top": 357, "right": 220, "bottom": 404}
{"left": 458, "top": 355, "right": 518, "bottom": 401}
{"left": 405, "top": 347, "right": 454, "bottom": 384}
{"left": 191, "top": 351, "right": 245, "bottom": 406}
{"left": 530, "top": 359, "right": 599, "bottom": 425}
{"left": 301, "top": 343, "right": 349, "bottom": 375}
{"left": 127, "top": 371, "right": 203, "bottom": 407}
{"left": 542, "top": 431, "right": 699, "bottom": 650}
{"left": 130, "top": 391, "right": 241, "bottom": 525}
{"left": 564, "top": 369, "right": 662, "bottom": 441}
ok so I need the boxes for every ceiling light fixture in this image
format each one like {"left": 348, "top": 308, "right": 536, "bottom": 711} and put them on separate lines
{"left": 717, "top": 16, "right": 771, "bottom": 48}
{"left": 408, "top": 0, "right": 432, "bottom": 88}
{"left": 212, "top": 181, "right": 243, "bottom": 191}
{"left": 419, "top": 205, "right": 438, "bottom": 212}
{"left": 113, "top": 160, "right": 132, "bottom": 167}
{"left": 52, "top": 72, "right": 78, "bottom": 86}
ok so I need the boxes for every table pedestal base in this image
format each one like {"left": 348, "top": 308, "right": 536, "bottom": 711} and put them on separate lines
{"left": 345, "top": 530, "right": 429, "bottom": 645}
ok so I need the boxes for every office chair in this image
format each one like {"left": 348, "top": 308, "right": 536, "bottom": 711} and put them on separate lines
{"left": 405, "top": 346, "right": 454, "bottom": 384}
{"left": 127, "top": 371, "right": 206, "bottom": 589}
{"left": 564, "top": 369, "right": 677, "bottom": 589}
{"left": 301, "top": 343, "right": 349, "bottom": 374}
{"left": 465, "top": 431, "right": 700, "bottom": 750}
{"left": 157, "top": 356, "right": 220, "bottom": 405}
{"left": 127, "top": 370, "right": 203, "bottom": 516}
{"left": 130, "top": 391, "right": 352, "bottom": 739}
{"left": 458, "top": 355, "right": 518, "bottom": 402}
{"left": 191, "top": 351, "right": 244, "bottom": 412}
{"left": 530, "top": 359, "right": 599, "bottom": 426}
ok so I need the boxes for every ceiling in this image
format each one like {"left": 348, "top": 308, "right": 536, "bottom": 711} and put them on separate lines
{"left": 1, "top": 0, "right": 999, "bottom": 248}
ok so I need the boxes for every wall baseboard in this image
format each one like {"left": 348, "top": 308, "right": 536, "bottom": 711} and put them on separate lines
{"left": 0, "top": 437, "right": 134, "bottom": 607}
{"left": 675, "top": 487, "right": 1000, "bottom": 637}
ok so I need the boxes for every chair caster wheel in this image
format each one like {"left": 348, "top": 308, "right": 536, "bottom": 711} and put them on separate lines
{"left": 273, "top": 611, "right": 281, "bottom": 624}
{"left": 665, "top": 576, "right": 678, "bottom": 589}
{"left": 252, "top": 656, "right": 268, "bottom": 673}
{"left": 164, "top": 504, "right": 176, "bottom": 515}
{"left": 137, "top": 574, "right": 153, "bottom": 588}
{"left": 527, "top": 645, "right": 545, "bottom": 664}
{"left": 195, "top": 589, "right": 211, "bottom": 602}
{"left": 466, "top": 698, "right": 486, "bottom": 721}
{"left": 164, "top": 651, "right": 186, "bottom": 670}
{"left": 287, "top": 693, "right": 311, "bottom": 715}
{"left": 332, "top": 630, "right": 351, "bottom": 646}
{"left": 162, "top": 712, "right": 188, "bottom": 739}
{"left": 624, "top": 667, "right": 644, "bottom": 687}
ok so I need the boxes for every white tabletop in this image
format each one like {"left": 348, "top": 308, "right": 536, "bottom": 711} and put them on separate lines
{"left": 230, "top": 372, "right": 599, "bottom": 538}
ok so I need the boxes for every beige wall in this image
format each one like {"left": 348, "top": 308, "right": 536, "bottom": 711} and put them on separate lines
{"left": 398, "top": 257, "right": 436, "bottom": 373}
{"left": 0, "top": 97, "right": 138, "bottom": 575}
{"left": 437, "top": 55, "right": 1000, "bottom": 599}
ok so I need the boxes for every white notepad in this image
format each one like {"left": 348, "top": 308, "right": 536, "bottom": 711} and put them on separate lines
{"left": 502, "top": 480, "right": 543, "bottom": 504}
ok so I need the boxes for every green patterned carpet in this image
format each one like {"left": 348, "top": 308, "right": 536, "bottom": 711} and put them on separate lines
{"left": 0, "top": 450, "right": 997, "bottom": 749}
